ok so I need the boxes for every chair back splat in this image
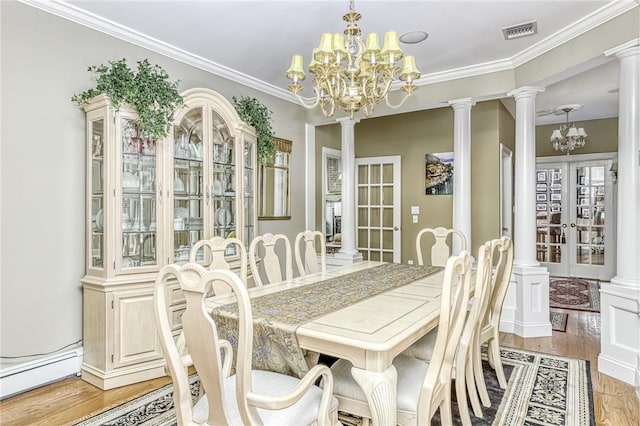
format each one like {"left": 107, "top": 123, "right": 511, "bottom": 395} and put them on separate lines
{"left": 189, "top": 236, "right": 247, "bottom": 295}
{"left": 249, "top": 233, "right": 293, "bottom": 286}
{"left": 294, "top": 230, "right": 326, "bottom": 276}
{"left": 415, "top": 227, "right": 467, "bottom": 267}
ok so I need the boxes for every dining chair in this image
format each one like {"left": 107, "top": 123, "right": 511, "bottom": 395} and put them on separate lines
{"left": 189, "top": 236, "right": 248, "bottom": 295}
{"left": 177, "top": 264, "right": 340, "bottom": 426}
{"left": 249, "top": 233, "right": 293, "bottom": 287}
{"left": 477, "top": 236, "right": 514, "bottom": 390}
{"left": 329, "top": 251, "right": 473, "bottom": 425}
{"left": 294, "top": 230, "right": 326, "bottom": 276}
{"left": 400, "top": 243, "right": 494, "bottom": 424}
{"left": 416, "top": 227, "right": 467, "bottom": 267}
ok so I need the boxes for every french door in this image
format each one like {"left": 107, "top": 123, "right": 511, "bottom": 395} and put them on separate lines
{"left": 355, "top": 156, "right": 401, "bottom": 263}
{"left": 535, "top": 156, "right": 616, "bottom": 280}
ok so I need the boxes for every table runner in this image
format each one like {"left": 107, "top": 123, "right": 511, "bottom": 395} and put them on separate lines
{"left": 211, "top": 263, "right": 442, "bottom": 377}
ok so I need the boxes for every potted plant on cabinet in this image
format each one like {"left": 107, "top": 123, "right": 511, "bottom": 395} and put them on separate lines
{"left": 232, "top": 96, "right": 276, "bottom": 164}
{"left": 72, "top": 58, "right": 184, "bottom": 140}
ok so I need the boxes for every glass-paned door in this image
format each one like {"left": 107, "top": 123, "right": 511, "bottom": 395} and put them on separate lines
{"left": 120, "top": 118, "right": 159, "bottom": 270}
{"left": 355, "top": 156, "right": 401, "bottom": 263}
{"left": 243, "top": 138, "right": 255, "bottom": 248}
{"left": 90, "top": 118, "right": 105, "bottom": 269}
{"left": 536, "top": 158, "right": 615, "bottom": 280}
{"left": 173, "top": 109, "right": 205, "bottom": 262}
{"left": 210, "top": 111, "right": 236, "bottom": 251}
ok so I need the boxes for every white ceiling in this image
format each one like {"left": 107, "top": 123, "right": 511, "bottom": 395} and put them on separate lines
{"left": 42, "top": 0, "right": 633, "bottom": 125}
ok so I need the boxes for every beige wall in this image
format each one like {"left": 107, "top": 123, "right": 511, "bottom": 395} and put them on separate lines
{"left": 536, "top": 117, "right": 618, "bottom": 157}
{"left": 315, "top": 101, "right": 506, "bottom": 262}
{"left": 314, "top": 125, "right": 342, "bottom": 231}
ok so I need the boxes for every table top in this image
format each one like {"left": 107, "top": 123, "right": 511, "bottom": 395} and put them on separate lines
{"left": 205, "top": 261, "right": 449, "bottom": 373}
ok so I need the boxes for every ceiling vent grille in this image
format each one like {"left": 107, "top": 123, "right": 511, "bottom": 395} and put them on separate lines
{"left": 502, "top": 21, "right": 538, "bottom": 40}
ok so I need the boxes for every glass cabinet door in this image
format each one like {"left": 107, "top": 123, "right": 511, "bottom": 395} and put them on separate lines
{"left": 243, "top": 138, "right": 255, "bottom": 247}
{"left": 210, "top": 111, "right": 236, "bottom": 245}
{"left": 173, "top": 109, "right": 205, "bottom": 262}
{"left": 120, "top": 118, "right": 159, "bottom": 269}
{"left": 90, "top": 118, "right": 105, "bottom": 269}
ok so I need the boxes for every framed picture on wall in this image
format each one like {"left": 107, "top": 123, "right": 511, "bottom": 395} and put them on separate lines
{"left": 551, "top": 193, "right": 561, "bottom": 201}
{"left": 537, "top": 171, "right": 546, "bottom": 182}
{"left": 536, "top": 183, "right": 547, "bottom": 192}
{"left": 536, "top": 193, "right": 547, "bottom": 202}
{"left": 425, "top": 152, "right": 453, "bottom": 195}
{"left": 536, "top": 204, "right": 547, "bottom": 211}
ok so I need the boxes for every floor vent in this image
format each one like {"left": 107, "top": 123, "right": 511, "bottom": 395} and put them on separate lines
{"left": 502, "top": 21, "right": 538, "bottom": 40}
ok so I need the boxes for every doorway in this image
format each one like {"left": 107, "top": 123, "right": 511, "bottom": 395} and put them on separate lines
{"left": 355, "top": 156, "right": 401, "bottom": 263}
{"left": 535, "top": 154, "right": 616, "bottom": 280}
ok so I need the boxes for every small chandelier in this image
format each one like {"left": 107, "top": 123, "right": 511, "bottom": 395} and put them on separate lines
{"left": 550, "top": 105, "right": 587, "bottom": 154}
{"left": 285, "top": 0, "right": 421, "bottom": 119}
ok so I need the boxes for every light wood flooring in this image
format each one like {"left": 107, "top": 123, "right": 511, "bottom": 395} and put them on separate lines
{"left": 1, "top": 309, "right": 638, "bottom": 425}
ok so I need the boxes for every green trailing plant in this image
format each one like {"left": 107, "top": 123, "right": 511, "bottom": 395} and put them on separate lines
{"left": 72, "top": 58, "right": 184, "bottom": 140}
{"left": 232, "top": 96, "right": 276, "bottom": 164}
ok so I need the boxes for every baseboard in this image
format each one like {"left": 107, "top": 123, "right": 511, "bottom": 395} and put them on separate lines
{"left": 598, "top": 353, "right": 637, "bottom": 387}
{"left": 0, "top": 348, "right": 83, "bottom": 399}
{"left": 513, "top": 320, "right": 552, "bottom": 338}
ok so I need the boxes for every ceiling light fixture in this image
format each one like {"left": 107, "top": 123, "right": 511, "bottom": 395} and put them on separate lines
{"left": 285, "top": 0, "right": 421, "bottom": 119}
{"left": 550, "top": 105, "right": 587, "bottom": 154}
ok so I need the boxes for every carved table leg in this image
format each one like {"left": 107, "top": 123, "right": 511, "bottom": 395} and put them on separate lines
{"left": 350, "top": 365, "right": 397, "bottom": 426}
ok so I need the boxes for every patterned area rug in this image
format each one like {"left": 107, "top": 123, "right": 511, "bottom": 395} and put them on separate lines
{"left": 75, "top": 347, "right": 594, "bottom": 426}
{"left": 549, "top": 277, "right": 601, "bottom": 312}
{"left": 550, "top": 310, "right": 569, "bottom": 332}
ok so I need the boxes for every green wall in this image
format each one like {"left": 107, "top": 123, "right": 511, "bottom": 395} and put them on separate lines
{"left": 536, "top": 117, "right": 618, "bottom": 157}
{"left": 316, "top": 101, "right": 507, "bottom": 262}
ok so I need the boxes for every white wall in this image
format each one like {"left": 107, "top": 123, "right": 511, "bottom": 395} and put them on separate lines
{"left": 0, "top": 2, "right": 306, "bottom": 370}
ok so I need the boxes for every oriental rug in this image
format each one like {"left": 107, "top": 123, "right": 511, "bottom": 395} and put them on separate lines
{"left": 549, "top": 277, "right": 601, "bottom": 312}
{"left": 74, "top": 347, "right": 594, "bottom": 426}
{"left": 550, "top": 310, "right": 569, "bottom": 332}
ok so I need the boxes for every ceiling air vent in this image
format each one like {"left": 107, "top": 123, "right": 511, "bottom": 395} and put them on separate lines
{"left": 502, "top": 21, "right": 538, "bottom": 40}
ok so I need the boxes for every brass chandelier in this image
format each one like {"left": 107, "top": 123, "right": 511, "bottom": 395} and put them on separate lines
{"left": 285, "top": 0, "right": 421, "bottom": 119}
{"left": 550, "top": 105, "right": 587, "bottom": 154}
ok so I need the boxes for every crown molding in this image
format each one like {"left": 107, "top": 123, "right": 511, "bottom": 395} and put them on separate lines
{"left": 511, "top": 0, "right": 638, "bottom": 67}
{"left": 18, "top": 0, "right": 639, "bottom": 105}
{"left": 17, "top": 0, "right": 294, "bottom": 102}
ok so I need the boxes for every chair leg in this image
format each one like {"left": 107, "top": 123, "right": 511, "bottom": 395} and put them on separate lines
{"left": 454, "top": 357, "right": 473, "bottom": 426}
{"left": 440, "top": 391, "right": 454, "bottom": 426}
{"left": 465, "top": 353, "right": 484, "bottom": 417}
{"left": 489, "top": 332, "right": 507, "bottom": 389}
{"left": 472, "top": 341, "right": 491, "bottom": 408}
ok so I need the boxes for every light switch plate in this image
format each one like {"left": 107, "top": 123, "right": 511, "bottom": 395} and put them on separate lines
{"left": 411, "top": 206, "right": 420, "bottom": 215}
{"left": 412, "top": 214, "right": 418, "bottom": 223}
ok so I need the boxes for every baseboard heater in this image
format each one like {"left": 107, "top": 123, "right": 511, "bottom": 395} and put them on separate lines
{"left": 0, "top": 348, "right": 83, "bottom": 400}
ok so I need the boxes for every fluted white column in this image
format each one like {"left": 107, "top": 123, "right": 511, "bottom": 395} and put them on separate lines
{"left": 501, "top": 86, "right": 551, "bottom": 338}
{"left": 600, "top": 39, "right": 640, "bottom": 390}
{"left": 336, "top": 117, "right": 362, "bottom": 262}
{"left": 508, "top": 87, "right": 545, "bottom": 267}
{"left": 449, "top": 98, "right": 475, "bottom": 254}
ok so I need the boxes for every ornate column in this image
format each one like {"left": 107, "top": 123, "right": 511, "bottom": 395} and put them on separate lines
{"left": 501, "top": 86, "right": 551, "bottom": 337}
{"left": 335, "top": 117, "right": 363, "bottom": 264}
{"left": 449, "top": 98, "right": 475, "bottom": 254}
{"left": 600, "top": 39, "right": 640, "bottom": 392}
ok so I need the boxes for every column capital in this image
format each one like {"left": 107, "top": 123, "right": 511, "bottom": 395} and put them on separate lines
{"left": 604, "top": 38, "right": 640, "bottom": 60}
{"left": 448, "top": 98, "right": 476, "bottom": 109}
{"left": 507, "top": 86, "right": 545, "bottom": 100}
{"left": 335, "top": 117, "right": 360, "bottom": 126}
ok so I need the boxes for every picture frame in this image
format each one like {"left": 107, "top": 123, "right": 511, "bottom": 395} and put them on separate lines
{"left": 536, "top": 171, "right": 546, "bottom": 182}
{"left": 581, "top": 207, "right": 591, "bottom": 218}
{"left": 536, "top": 183, "right": 547, "bottom": 192}
{"left": 580, "top": 197, "right": 589, "bottom": 205}
{"left": 536, "top": 193, "right": 547, "bottom": 202}
{"left": 552, "top": 171, "right": 561, "bottom": 181}
{"left": 580, "top": 186, "right": 589, "bottom": 195}
{"left": 551, "top": 193, "right": 561, "bottom": 201}
{"left": 551, "top": 204, "right": 561, "bottom": 212}
{"left": 551, "top": 183, "right": 561, "bottom": 190}
{"left": 536, "top": 203, "right": 547, "bottom": 211}
{"left": 579, "top": 176, "right": 586, "bottom": 185}
{"left": 425, "top": 152, "right": 454, "bottom": 195}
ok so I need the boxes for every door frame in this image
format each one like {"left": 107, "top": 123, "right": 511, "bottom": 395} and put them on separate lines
{"left": 537, "top": 152, "right": 617, "bottom": 280}
{"left": 355, "top": 155, "right": 402, "bottom": 263}
{"left": 500, "top": 144, "right": 513, "bottom": 238}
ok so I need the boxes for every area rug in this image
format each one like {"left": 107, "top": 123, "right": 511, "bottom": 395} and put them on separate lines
{"left": 549, "top": 277, "right": 601, "bottom": 312}
{"left": 75, "top": 347, "right": 594, "bottom": 426}
{"left": 550, "top": 310, "right": 569, "bottom": 332}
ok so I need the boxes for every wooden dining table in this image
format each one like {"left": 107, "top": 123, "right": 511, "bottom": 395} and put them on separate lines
{"left": 204, "top": 260, "right": 453, "bottom": 426}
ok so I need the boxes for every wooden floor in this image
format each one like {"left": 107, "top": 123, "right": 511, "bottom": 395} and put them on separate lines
{"left": 1, "top": 309, "right": 638, "bottom": 425}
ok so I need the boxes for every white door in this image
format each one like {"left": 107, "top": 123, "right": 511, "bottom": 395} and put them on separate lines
{"left": 355, "top": 156, "right": 401, "bottom": 263}
{"left": 535, "top": 157, "right": 616, "bottom": 280}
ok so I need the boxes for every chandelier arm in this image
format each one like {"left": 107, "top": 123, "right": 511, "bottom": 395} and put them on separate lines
{"left": 384, "top": 90, "right": 414, "bottom": 110}
{"left": 290, "top": 91, "right": 322, "bottom": 110}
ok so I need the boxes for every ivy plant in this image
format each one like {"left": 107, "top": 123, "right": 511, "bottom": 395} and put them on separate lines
{"left": 232, "top": 96, "right": 276, "bottom": 164}
{"left": 72, "top": 58, "right": 184, "bottom": 140}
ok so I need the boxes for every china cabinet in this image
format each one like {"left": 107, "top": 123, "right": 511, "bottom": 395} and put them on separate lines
{"left": 81, "top": 88, "right": 257, "bottom": 389}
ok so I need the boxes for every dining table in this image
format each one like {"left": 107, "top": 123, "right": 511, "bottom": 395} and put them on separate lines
{"left": 204, "top": 260, "right": 456, "bottom": 426}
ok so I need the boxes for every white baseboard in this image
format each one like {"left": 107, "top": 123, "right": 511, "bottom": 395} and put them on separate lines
{"left": 0, "top": 348, "right": 83, "bottom": 399}
{"left": 597, "top": 353, "right": 637, "bottom": 387}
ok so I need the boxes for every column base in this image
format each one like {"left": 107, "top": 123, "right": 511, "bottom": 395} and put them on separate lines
{"left": 500, "top": 264, "right": 551, "bottom": 338}
{"left": 326, "top": 251, "right": 363, "bottom": 269}
{"left": 598, "top": 277, "right": 640, "bottom": 388}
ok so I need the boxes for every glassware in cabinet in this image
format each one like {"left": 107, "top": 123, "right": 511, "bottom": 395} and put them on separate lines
{"left": 90, "top": 118, "right": 105, "bottom": 268}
